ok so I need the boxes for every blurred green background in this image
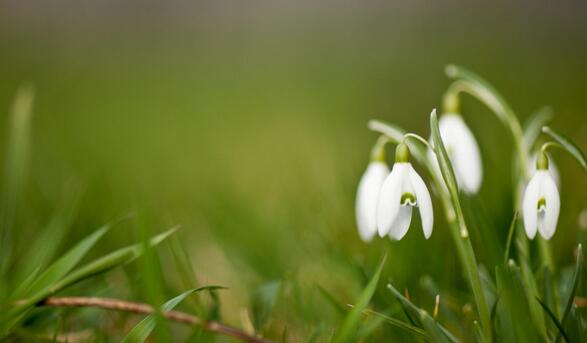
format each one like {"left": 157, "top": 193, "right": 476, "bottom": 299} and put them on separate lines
{"left": 1, "top": 0, "right": 587, "bottom": 340}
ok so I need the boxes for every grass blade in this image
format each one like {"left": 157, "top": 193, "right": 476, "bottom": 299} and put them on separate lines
{"left": 537, "top": 297, "right": 572, "bottom": 343}
{"left": 386, "top": 284, "right": 457, "bottom": 343}
{"left": 556, "top": 244, "right": 583, "bottom": 343}
{"left": 121, "top": 286, "right": 226, "bottom": 343}
{"left": 542, "top": 126, "right": 587, "bottom": 172}
{"left": 331, "top": 256, "right": 384, "bottom": 343}
{"left": 22, "top": 225, "right": 110, "bottom": 297}
{"left": 503, "top": 212, "right": 518, "bottom": 265}
{"left": 355, "top": 308, "right": 429, "bottom": 340}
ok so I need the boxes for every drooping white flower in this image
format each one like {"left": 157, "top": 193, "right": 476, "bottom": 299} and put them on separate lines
{"left": 427, "top": 113, "right": 482, "bottom": 194}
{"left": 377, "top": 144, "right": 433, "bottom": 240}
{"left": 356, "top": 161, "right": 389, "bottom": 242}
{"left": 522, "top": 153, "right": 560, "bottom": 240}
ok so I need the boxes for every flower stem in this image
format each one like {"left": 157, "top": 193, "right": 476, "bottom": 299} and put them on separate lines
{"left": 430, "top": 110, "right": 491, "bottom": 341}
{"left": 444, "top": 65, "right": 550, "bottom": 337}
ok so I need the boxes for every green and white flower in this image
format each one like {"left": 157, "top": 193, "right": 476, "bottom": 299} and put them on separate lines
{"left": 522, "top": 153, "right": 560, "bottom": 239}
{"left": 377, "top": 143, "right": 433, "bottom": 240}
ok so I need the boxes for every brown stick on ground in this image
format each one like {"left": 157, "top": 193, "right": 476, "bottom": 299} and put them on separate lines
{"left": 41, "top": 297, "right": 274, "bottom": 343}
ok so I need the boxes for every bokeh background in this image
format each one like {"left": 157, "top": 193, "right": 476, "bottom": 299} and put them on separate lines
{"left": 1, "top": 0, "right": 587, "bottom": 340}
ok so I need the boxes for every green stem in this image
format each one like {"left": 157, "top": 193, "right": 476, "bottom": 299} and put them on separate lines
{"left": 430, "top": 110, "right": 491, "bottom": 341}
{"left": 444, "top": 65, "right": 550, "bottom": 338}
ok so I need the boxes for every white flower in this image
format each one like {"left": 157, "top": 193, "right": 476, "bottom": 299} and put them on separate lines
{"left": 428, "top": 113, "right": 482, "bottom": 194}
{"left": 522, "top": 157, "right": 560, "bottom": 240}
{"left": 355, "top": 161, "right": 390, "bottom": 242}
{"left": 376, "top": 146, "right": 433, "bottom": 240}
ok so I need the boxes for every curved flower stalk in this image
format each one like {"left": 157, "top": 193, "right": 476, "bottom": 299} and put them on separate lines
{"left": 427, "top": 113, "right": 483, "bottom": 194}
{"left": 377, "top": 143, "right": 433, "bottom": 240}
{"left": 356, "top": 137, "right": 390, "bottom": 242}
{"left": 522, "top": 153, "right": 560, "bottom": 240}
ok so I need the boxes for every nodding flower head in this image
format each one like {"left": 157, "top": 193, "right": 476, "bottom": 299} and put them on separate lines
{"left": 377, "top": 143, "right": 433, "bottom": 240}
{"left": 522, "top": 153, "right": 560, "bottom": 240}
{"left": 428, "top": 113, "right": 482, "bottom": 194}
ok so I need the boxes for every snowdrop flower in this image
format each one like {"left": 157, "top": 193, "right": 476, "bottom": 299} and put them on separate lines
{"left": 522, "top": 152, "right": 560, "bottom": 240}
{"left": 428, "top": 113, "right": 482, "bottom": 194}
{"left": 355, "top": 139, "right": 390, "bottom": 242}
{"left": 377, "top": 143, "right": 433, "bottom": 240}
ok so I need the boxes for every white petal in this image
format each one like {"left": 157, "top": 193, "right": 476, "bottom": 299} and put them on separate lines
{"left": 355, "top": 162, "right": 389, "bottom": 242}
{"left": 389, "top": 206, "right": 412, "bottom": 240}
{"left": 377, "top": 163, "right": 409, "bottom": 237}
{"left": 538, "top": 172, "right": 560, "bottom": 240}
{"left": 408, "top": 165, "right": 434, "bottom": 238}
{"left": 438, "top": 114, "right": 483, "bottom": 194}
{"left": 522, "top": 172, "right": 541, "bottom": 239}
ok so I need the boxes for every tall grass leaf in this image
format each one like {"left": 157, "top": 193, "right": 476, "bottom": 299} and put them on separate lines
{"left": 542, "top": 126, "right": 587, "bottom": 172}
{"left": 357, "top": 308, "right": 429, "bottom": 340}
{"left": 0, "top": 85, "right": 35, "bottom": 286}
{"left": 121, "top": 286, "right": 226, "bottom": 343}
{"left": 537, "top": 297, "right": 572, "bottom": 343}
{"left": 331, "top": 256, "right": 384, "bottom": 343}
{"left": 22, "top": 225, "right": 110, "bottom": 297}
{"left": 556, "top": 244, "right": 583, "bottom": 343}
{"left": 387, "top": 283, "right": 458, "bottom": 343}
{"left": 495, "top": 263, "right": 542, "bottom": 342}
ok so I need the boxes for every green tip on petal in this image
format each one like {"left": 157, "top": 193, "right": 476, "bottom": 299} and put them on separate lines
{"left": 395, "top": 143, "right": 410, "bottom": 163}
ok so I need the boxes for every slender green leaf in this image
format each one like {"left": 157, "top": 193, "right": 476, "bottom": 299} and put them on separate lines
{"left": 537, "top": 297, "right": 572, "bottom": 343}
{"left": 387, "top": 284, "right": 459, "bottom": 343}
{"left": 495, "top": 263, "right": 542, "bottom": 343}
{"left": 23, "top": 225, "right": 110, "bottom": 297}
{"left": 556, "top": 245, "right": 583, "bottom": 343}
{"left": 0, "top": 85, "right": 35, "bottom": 288}
{"left": 542, "top": 126, "right": 587, "bottom": 172}
{"left": 122, "top": 286, "right": 226, "bottom": 343}
{"left": 331, "top": 257, "right": 384, "bottom": 343}
{"left": 358, "top": 308, "right": 429, "bottom": 340}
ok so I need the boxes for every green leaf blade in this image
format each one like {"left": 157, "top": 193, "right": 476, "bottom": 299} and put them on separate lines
{"left": 331, "top": 257, "right": 385, "bottom": 343}
{"left": 122, "top": 286, "right": 226, "bottom": 343}
{"left": 542, "top": 126, "right": 587, "bottom": 172}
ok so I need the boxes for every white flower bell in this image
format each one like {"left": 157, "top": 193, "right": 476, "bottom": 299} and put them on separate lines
{"left": 428, "top": 113, "right": 482, "bottom": 194}
{"left": 522, "top": 153, "right": 560, "bottom": 240}
{"left": 377, "top": 143, "right": 433, "bottom": 240}
{"left": 356, "top": 158, "right": 389, "bottom": 242}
